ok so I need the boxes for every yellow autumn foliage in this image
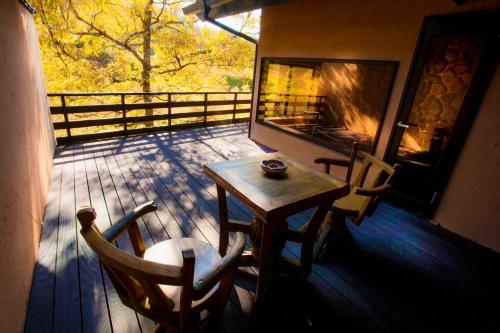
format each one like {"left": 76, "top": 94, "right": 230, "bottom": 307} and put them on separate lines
{"left": 35, "top": 0, "right": 258, "bottom": 94}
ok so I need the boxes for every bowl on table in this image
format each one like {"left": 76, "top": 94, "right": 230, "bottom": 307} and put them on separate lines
{"left": 260, "top": 159, "right": 287, "bottom": 176}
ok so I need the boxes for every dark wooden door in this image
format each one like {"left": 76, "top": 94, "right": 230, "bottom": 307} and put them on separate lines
{"left": 385, "top": 10, "right": 499, "bottom": 216}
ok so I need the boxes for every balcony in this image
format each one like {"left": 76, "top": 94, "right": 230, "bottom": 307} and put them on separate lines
{"left": 24, "top": 124, "right": 500, "bottom": 332}
{"left": 2, "top": 2, "right": 500, "bottom": 333}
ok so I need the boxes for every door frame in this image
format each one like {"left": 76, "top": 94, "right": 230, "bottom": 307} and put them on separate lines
{"left": 384, "top": 9, "right": 500, "bottom": 217}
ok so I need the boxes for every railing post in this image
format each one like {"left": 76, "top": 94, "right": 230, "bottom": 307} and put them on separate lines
{"left": 233, "top": 93, "right": 238, "bottom": 123}
{"left": 284, "top": 93, "right": 289, "bottom": 117}
{"left": 122, "top": 94, "right": 127, "bottom": 136}
{"left": 61, "top": 95, "right": 71, "bottom": 139}
{"left": 203, "top": 93, "right": 208, "bottom": 127}
{"left": 168, "top": 93, "right": 172, "bottom": 129}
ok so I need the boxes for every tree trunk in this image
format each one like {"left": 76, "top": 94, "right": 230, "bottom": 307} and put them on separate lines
{"left": 142, "top": 1, "right": 153, "bottom": 127}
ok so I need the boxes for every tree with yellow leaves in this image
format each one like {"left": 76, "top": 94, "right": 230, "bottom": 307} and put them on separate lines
{"left": 35, "top": 0, "right": 257, "bottom": 96}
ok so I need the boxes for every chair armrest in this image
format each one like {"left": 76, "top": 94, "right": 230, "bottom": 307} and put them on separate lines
{"left": 193, "top": 232, "right": 245, "bottom": 299}
{"left": 354, "top": 184, "right": 392, "bottom": 196}
{"left": 102, "top": 201, "right": 157, "bottom": 243}
{"left": 314, "top": 157, "right": 351, "bottom": 168}
{"left": 314, "top": 157, "right": 352, "bottom": 176}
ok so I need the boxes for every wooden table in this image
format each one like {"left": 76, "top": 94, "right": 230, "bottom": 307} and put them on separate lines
{"left": 204, "top": 152, "right": 348, "bottom": 302}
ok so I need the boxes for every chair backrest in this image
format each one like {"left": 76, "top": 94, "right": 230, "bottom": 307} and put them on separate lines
{"left": 347, "top": 143, "right": 401, "bottom": 222}
{"left": 76, "top": 207, "right": 193, "bottom": 319}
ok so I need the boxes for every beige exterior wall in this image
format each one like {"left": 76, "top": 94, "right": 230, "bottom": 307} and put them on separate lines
{"left": 250, "top": 0, "right": 500, "bottom": 251}
{"left": 433, "top": 64, "right": 500, "bottom": 252}
{"left": 0, "top": 1, "right": 55, "bottom": 332}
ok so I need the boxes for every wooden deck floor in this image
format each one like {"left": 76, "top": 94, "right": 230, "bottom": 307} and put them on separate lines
{"left": 24, "top": 124, "right": 500, "bottom": 333}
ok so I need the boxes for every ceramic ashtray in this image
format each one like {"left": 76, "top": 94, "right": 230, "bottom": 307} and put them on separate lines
{"left": 260, "top": 159, "right": 287, "bottom": 175}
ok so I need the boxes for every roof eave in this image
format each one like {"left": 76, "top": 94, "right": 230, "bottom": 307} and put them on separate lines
{"left": 183, "top": 0, "right": 291, "bottom": 19}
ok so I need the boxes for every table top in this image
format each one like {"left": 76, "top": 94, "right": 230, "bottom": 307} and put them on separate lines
{"left": 204, "top": 152, "right": 349, "bottom": 219}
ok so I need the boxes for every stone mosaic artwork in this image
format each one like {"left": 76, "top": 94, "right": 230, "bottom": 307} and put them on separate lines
{"left": 399, "top": 34, "right": 484, "bottom": 160}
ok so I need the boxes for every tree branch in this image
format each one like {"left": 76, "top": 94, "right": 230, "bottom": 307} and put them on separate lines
{"left": 154, "top": 55, "right": 197, "bottom": 74}
{"left": 68, "top": 0, "right": 145, "bottom": 64}
{"left": 38, "top": 1, "right": 77, "bottom": 65}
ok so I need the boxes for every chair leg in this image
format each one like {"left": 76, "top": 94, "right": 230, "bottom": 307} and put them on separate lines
{"left": 198, "top": 307, "right": 223, "bottom": 333}
{"left": 313, "top": 210, "right": 336, "bottom": 261}
{"left": 216, "top": 269, "right": 237, "bottom": 310}
{"left": 313, "top": 222, "right": 332, "bottom": 261}
{"left": 150, "top": 323, "right": 167, "bottom": 333}
{"left": 326, "top": 217, "right": 358, "bottom": 258}
{"left": 315, "top": 214, "right": 358, "bottom": 261}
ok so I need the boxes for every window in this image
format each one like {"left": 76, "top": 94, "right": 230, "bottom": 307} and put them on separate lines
{"left": 257, "top": 58, "right": 398, "bottom": 155}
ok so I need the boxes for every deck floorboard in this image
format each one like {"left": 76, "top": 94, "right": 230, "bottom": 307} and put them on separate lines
{"left": 25, "top": 124, "right": 500, "bottom": 333}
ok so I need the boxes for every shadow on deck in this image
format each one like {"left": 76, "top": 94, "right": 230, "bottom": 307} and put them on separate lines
{"left": 24, "top": 124, "right": 500, "bottom": 333}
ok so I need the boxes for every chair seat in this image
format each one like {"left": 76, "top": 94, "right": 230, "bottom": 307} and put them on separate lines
{"left": 143, "top": 238, "right": 222, "bottom": 312}
{"left": 331, "top": 187, "right": 367, "bottom": 219}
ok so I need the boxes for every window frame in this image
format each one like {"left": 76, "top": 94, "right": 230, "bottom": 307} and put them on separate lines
{"left": 255, "top": 57, "right": 399, "bottom": 156}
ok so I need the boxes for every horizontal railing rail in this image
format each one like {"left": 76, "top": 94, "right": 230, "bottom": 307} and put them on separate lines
{"left": 257, "top": 94, "right": 326, "bottom": 119}
{"left": 48, "top": 91, "right": 252, "bottom": 145}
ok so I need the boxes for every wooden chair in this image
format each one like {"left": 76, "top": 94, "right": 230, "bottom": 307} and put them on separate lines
{"left": 76, "top": 201, "right": 245, "bottom": 333}
{"left": 311, "top": 142, "right": 401, "bottom": 258}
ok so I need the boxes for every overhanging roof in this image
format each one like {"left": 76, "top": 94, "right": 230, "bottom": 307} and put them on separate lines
{"left": 183, "top": 0, "right": 291, "bottom": 19}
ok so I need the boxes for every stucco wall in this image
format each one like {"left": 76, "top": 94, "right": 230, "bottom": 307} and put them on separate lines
{"left": 250, "top": 0, "right": 500, "bottom": 251}
{"left": 0, "top": 1, "right": 55, "bottom": 332}
{"left": 433, "top": 64, "right": 500, "bottom": 252}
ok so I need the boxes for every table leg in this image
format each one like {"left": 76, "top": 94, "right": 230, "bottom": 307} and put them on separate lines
{"left": 216, "top": 184, "right": 229, "bottom": 256}
{"left": 255, "top": 216, "right": 287, "bottom": 303}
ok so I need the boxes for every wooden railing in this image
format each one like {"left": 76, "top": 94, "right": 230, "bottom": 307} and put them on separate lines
{"left": 48, "top": 92, "right": 252, "bottom": 145}
{"left": 257, "top": 93, "right": 327, "bottom": 120}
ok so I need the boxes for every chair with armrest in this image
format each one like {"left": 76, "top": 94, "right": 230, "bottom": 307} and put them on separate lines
{"left": 311, "top": 142, "right": 401, "bottom": 259}
{"left": 76, "top": 201, "right": 245, "bottom": 333}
